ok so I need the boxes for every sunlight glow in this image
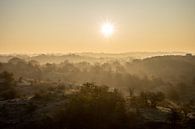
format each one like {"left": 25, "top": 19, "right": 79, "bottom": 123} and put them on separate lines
{"left": 101, "top": 22, "right": 114, "bottom": 37}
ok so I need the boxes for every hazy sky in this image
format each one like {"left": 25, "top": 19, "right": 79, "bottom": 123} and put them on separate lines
{"left": 0, "top": 0, "right": 195, "bottom": 53}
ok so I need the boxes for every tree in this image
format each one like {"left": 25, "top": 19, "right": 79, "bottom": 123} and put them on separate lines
{"left": 0, "top": 71, "right": 17, "bottom": 100}
{"left": 63, "top": 83, "right": 129, "bottom": 129}
{"left": 128, "top": 87, "right": 135, "bottom": 97}
{"left": 167, "top": 109, "right": 182, "bottom": 129}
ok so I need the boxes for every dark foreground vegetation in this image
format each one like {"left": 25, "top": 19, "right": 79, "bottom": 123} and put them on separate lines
{"left": 0, "top": 54, "right": 195, "bottom": 129}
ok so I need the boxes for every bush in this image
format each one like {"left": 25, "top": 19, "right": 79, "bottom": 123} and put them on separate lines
{"left": 63, "top": 83, "right": 129, "bottom": 129}
{"left": 0, "top": 71, "right": 18, "bottom": 100}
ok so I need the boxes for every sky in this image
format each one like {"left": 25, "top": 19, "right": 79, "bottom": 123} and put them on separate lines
{"left": 0, "top": 0, "right": 195, "bottom": 54}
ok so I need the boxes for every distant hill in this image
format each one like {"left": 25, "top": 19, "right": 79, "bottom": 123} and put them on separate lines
{"left": 127, "top": 55, "right": 195, "bottom": 83}
{"left": 0, "top": 52, "right": 187, "bottom": 64}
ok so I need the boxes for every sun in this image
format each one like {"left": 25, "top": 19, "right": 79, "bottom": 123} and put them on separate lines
{"left": 101, "top": 22, "right": 114, "bottom": 37}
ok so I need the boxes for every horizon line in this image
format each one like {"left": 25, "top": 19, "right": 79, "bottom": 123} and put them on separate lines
{"left": 0, "top": 51, "right": 192, "bottom": 55}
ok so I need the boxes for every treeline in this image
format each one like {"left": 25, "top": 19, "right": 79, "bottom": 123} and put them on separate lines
{"left": 1, "top": 56, "right": 195, "bottom": 102}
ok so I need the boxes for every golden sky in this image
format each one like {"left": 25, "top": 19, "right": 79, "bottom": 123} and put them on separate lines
{"left": 0, "top": 0, "right": 195, "bottom": 53}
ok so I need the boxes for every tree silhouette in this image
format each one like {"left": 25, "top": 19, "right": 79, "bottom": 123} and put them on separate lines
{"left": 0, "top": 71, "right": 17, "bottom": 100}
{"left": 63, "top": 83, "right": 128, "bottom": 129}
{"left": 167, "top": 109, "right": 182, "bottom": 129}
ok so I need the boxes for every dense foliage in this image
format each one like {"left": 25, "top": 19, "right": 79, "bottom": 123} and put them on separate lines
{"left": 0, "top": 55, "right": 195, "bottom": 129}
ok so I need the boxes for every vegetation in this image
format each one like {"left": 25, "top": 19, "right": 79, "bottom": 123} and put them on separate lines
{"left": 0, "top": 71, "right": 17, "bottom": 100}
{"left": 0, "top": 55, "right": 195, "bottom": 129}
